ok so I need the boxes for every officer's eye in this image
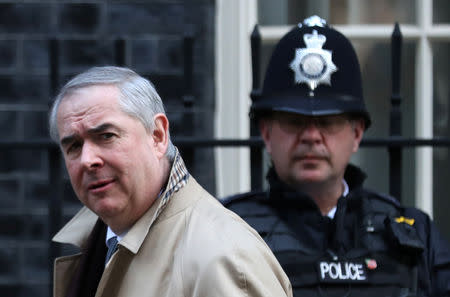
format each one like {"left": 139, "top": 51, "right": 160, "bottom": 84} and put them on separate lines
{"left": 317, "top": 118, "right": 335, "bottom": 128}
{"left": 285, "top": 117, "right": 304, "bottom": 127}
{"left": 318, "top": 116, "right": 348, "bottom": 128}
{"left": 279, "top": 115, "right": 306, "bottom": 127}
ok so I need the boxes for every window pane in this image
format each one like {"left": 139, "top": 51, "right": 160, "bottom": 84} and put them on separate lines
{"left": 351, "top": 40, "right": 416, "bottom": 207}
{"left": 258, "top": 0, "right": 329, "bottom": 26}
{"left": 433, "top": 42, "right": 450, "bottom": 241}
{"left": 433, "top": 0, "right": 450, "bottom": 23}
{"left": 258, "top": 0, "right": 416, "bottom": 25}
{"left": 330, "top": 0, "right": 416, "bottom": 24}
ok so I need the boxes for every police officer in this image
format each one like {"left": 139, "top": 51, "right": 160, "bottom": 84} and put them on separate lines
{"left": 224, "top": 16, "right": 450, "bottom": 297}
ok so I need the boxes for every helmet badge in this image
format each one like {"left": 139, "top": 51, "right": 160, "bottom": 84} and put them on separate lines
{"left": 289, "top": 29, "right": 338, "bottom": 96}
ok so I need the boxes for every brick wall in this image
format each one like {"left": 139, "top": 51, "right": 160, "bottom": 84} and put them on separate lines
{"left": 0, "top": 1, "right": 215, "bottom": 296}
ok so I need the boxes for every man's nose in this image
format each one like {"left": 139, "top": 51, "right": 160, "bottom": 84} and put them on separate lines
{"left": 80, "top": 143, "right": 103, "bottom": 170}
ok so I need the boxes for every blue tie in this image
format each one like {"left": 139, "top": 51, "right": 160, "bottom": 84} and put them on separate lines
{"left": 105, "top": 236, "right": 119, "bottom": 265}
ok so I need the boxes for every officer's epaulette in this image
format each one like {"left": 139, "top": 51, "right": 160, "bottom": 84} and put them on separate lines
{"left": 364, "top": 188, "right": 401, "bottom": 208}
{"left": 221, "top": 190, "right": 267, "bottom": 206}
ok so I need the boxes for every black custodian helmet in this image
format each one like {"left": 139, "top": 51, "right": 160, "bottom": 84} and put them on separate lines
{"left": 251, "top": 16, "right": 371, "bottom": 129}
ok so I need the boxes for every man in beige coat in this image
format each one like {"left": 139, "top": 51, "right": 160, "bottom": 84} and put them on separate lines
{"left": 49, "top": 66, "right": 292, "bottom": 297}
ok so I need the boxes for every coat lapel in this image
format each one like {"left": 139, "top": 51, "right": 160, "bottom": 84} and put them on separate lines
{"left": 64, "top": 219, "right": 107, "bottom": 297}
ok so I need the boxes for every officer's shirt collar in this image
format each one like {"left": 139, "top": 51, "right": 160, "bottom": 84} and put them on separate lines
{"left": 327, "top": 179, "right": 349, "bottom": 219}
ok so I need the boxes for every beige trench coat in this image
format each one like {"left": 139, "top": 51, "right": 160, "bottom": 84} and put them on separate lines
{"left": 53, "top": 177, "right": 292, "bottom": 297}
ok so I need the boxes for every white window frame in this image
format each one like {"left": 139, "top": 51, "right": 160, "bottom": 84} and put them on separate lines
{"left": 215, "top": 0, "right": 450, "bottom": 216}
{"left": 215, "top": 0, "right": 256, "bottom": 198}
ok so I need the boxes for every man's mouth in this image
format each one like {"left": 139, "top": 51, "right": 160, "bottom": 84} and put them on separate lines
{"left": 88, "top": 179, "right": 114, "bottom": 191}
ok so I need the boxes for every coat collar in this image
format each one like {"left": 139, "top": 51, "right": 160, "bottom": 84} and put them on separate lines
{"left": 52, "top": 206, "right": 98, "bottom": 249}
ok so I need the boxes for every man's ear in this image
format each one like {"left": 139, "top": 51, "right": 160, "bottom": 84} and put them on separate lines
{"left": 259, "top": 119, "right": 273, "bottom": 154}
{"left": 152, "top": 113, "right": 169, "bottom": 159}
{"left": 352, "top": 119, "right": 365, "bottom": 153}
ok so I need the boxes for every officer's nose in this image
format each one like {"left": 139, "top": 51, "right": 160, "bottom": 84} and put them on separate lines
{"left": 80, "top": 142, "right": 104, "bottom": 170}
{"left": 299, "top": 122, "right": 323, "bottom": 145}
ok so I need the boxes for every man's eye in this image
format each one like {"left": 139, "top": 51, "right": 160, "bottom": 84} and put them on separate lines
{"left": 100, "top": 133, "right": 115, "bottom": 140}
{"left": 67, "top": 142, "right": 81, "bottom": 154}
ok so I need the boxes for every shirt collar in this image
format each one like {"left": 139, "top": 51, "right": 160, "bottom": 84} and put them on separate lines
{"left": 326, "top": 179, "right": 349, "bottom": 219}
{"left": 106, "top": 227, "right": 126, "bottom": 245}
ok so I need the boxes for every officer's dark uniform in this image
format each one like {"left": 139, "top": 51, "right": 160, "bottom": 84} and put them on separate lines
{"left": 225, "top": 166, "right": 450, "bottom": 296}
{"left": 224, "top": 16, "right": 450, "bottom": 297}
